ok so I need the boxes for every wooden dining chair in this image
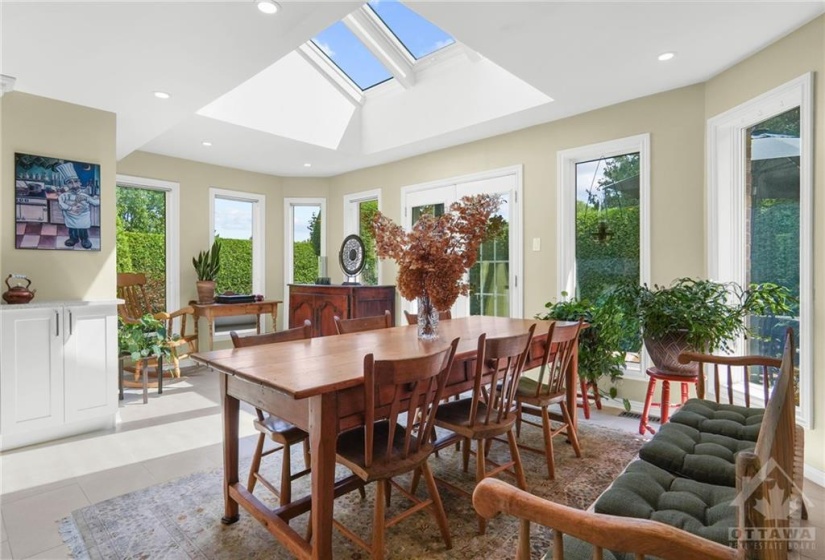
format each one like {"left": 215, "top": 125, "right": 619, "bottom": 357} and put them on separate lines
{"left": 428, "top": 324, "right": 536, "bottom": 535}
{"left": 333, "top": 310, "right": 393, "bottom": 334}
{"left": 117, "top": 272, "right": 198, "bottom": 379}
{"left": 515, "top": 319, "right": 584, "bottom": 479}
{"left": 403, "top": 309, "right": 452, "bottom": 325}
{"left": 333, "top": 338, "right": 459, "bottom": 560}
{"left": 230, "top": 321, "right": 313, "bottom": 507}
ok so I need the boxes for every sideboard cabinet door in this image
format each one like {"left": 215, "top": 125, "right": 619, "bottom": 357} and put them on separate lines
{"left": 0, "top": 307, "right": 64, "bottom": 436}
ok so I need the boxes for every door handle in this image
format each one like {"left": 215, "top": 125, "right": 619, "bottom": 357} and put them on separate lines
{"left": 55, "top": 310, "right": 60, "bottom": 337}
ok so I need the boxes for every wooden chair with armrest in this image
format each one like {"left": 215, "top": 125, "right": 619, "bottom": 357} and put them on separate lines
{"left": 333, "top": 338, "right": 459, "bottom": 560}
{"left": 403, "top": 309, "right": 452, "bottom": 325}
{"left": 422, "top": 324, "right": 536, "bottom": 535}
{"left": 515, "top": 319, "right": 584, "bottom": 479}
{"left": 334, "top": 310, "right": 393, "bottom": 334}
{"left": 117, "top": 272, "right": 198, "bottom": 379}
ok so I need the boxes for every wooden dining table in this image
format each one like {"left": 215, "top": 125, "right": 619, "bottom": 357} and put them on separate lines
{"left": 191, "top": 316, "right": 580, "bottom": 560}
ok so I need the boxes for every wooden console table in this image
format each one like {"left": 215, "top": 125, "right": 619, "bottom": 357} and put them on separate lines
{"left": 191, "top": 300, "right": 282, "bottom": 350}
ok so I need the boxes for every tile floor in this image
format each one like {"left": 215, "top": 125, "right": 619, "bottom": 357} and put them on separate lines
{"left": 0, "top": 367, "right": 822, "bottom": 559}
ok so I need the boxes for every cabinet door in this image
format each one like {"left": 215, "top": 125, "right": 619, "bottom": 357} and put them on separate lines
{"left": 63, "top": 305, "right": 118, "bottom": 422}
{"left": 0, "top": 307, "right": 64, "bottom": 436}
{"left": 290, "top": 293, "right": 316, "bottom": 331}
{"left": 316, "top": 295, "right": 349, "bottom": 337}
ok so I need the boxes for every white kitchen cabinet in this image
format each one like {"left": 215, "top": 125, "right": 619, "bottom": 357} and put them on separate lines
{"left": 0, "top": 300, "right": 119, "bottom": 450}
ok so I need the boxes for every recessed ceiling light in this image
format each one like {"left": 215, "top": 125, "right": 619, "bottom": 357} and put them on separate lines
{"left": 202, "top": 141, "right": 212, "bottom": 147}
{"left": 658, "top": 52, "right": 675, "bottom": 62}
{"left": 303, "top": 163, "right": 312, "bottom": 168}
{"left": 153, "top": 91, "right": 170, "bottom": 99}
{"left": 257, "top": 0, "right": 279, "bottom": 15}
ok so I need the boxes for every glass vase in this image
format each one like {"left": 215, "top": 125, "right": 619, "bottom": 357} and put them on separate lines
{"left": 417, "top": 294, "right": 439, "bottom": 340}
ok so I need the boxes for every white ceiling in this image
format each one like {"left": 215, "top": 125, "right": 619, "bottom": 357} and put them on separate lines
{"left": 3, "top": 1, "right": 823, "bottom": 178}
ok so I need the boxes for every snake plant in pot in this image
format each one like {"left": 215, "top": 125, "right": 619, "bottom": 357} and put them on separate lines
{"left": 192, "top": 238, "right": 221, "bottom": 304}
{"left": 611, "top": 278, "right": 794, "bottom": 376}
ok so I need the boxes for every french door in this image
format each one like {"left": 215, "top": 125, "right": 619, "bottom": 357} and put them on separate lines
{"left": 403, "top": 168, "right": 522, "bottom": 318}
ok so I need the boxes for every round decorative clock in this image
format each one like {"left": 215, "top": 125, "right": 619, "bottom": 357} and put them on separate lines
{"left": 339, "top": 234, "right": 366, "bottom": 285}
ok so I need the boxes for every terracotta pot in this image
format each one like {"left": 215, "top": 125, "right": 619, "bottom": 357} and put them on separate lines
{"left": 196, "top": 280, "right": 216, "bottom": 304}
{"left": 644, "top": 331, "right": 699, "bottom": 376}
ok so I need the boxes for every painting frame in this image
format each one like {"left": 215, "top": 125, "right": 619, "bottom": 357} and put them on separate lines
{"left": 14, "top": 152, "right": 101, "bottom": 251}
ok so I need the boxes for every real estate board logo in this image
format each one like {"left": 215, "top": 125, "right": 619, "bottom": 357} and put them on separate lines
{"left": 728, "top": 457, "right": 815, "bottom": 553}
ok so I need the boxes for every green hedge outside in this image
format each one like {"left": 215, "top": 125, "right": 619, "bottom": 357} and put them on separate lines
{"left": 293, "top": 241, "right": 318, "bottom": 284}
{"left": 215, "top": 238, "right": 253, "bottom": 294}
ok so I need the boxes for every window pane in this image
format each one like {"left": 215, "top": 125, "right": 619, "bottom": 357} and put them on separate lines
{"left": 469, "top": 195, "right": 509, "bottom": 317}
{"left": 411, "top": 203, "right": 444, "bottom": 223}
{"left": 214, "top": 197, "right": 254, "bottom": 295}
{"left": 368, "top": 0, "right": 455, "bottom": 59}
{"left": 746, "top": 108, "right": 800, "bottom": 375}
{"left": 116, "top": 186, "right": 166, "bottom": 311}
{"left": 358, "top": 199, "right": 379, "bottom": 285}
{"left": 312, "top": 21, "right": 392, "bottom": 90}
{"left": 293, "top": 205, "right": 321, "bottom": 283}
{"left": 575, "top": 153, "right": 641, "bottom": 352}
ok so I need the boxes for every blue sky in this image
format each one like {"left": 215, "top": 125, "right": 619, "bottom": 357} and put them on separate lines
{"left": 214, "top": 198, "right": 252, "bottom": 239}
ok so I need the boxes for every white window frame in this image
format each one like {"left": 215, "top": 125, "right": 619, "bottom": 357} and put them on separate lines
{"left": 284, "top": 198, "right": 327, "bottom": 287}
{"left": 343, "top": 189, "right": 382, "bottom": 285}
{"left": 209, "top": 188, "right": 266, "bottom": 338}
{"left": 707, "top": 73, "right": 813, "bottom": 428}
{"left": 557, "top": 134, "right": 651, "bottom": 380}
{"left": 115, "top": 174, "right": 180, "bottom": 313}
{"left": 400, "top": 165, "right": 523, "bottom": 319}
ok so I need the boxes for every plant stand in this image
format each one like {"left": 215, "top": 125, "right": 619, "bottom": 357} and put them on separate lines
{"left": 120, "top": 355, "right": 164, "bottom": 404}
{"left": 577, "top": 380, "right": 602, "bottom": 420}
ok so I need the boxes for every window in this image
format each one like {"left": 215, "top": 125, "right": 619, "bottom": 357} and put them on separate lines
{"left": 285, "top": 198, "right": 326, "bottom": 286}
{"left": 402, "top": 166, "right": 523, "bottom": 319}
{"left": 367, "top": 0, "right": 455, "bottom": 60}
{"left": 558, "top": 135, "right": 651, "bottom": 376}
{"left": 210, "top": 188, "right": 265, "bottom": 334}
{"left": 343, "top": 189, "right": 381, "bottom": 285}
{"left": 312, "top": 21, "right": 392, "bottom": 90}
{"left": 115, "top": 175, "right": 180, "bottom": 312}
{"left": 708, "top": 74, "right": 812, "bottom": 427}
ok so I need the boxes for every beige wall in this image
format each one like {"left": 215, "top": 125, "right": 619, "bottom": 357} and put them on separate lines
{"left": 0, "top": 93, "right": 117, "bottom": 300}
{"left": 704, "top": 15, "right": 824, "bottom": 474}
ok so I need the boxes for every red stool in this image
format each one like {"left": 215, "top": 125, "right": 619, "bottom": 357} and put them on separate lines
{"left": 639, "top": 367, "right": 699, "bottom": 435}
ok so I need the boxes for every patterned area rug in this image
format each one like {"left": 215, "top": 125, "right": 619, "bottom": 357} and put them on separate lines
{"left": 60, "top": 422, "right": 643, "bottom": 559}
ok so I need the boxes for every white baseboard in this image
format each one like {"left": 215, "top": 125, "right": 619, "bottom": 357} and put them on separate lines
{"left": 804, "top": 464, "right": 825, "bottom": 488}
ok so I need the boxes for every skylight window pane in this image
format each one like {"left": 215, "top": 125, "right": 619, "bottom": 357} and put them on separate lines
{"left": 312, "top": 21, "right": 392, "bottom": 90}
{"left": 368, "top": 0, "right": 455, "bottom": 59}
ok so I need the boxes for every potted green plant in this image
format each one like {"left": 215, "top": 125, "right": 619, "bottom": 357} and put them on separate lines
{"left": 537, "top": 293, "right": 626, "bottom": 401}
{"left": 192, "top": 238, "right": 221, "bottom": 304}
{"left": 118, "top": 314, "right": 175, "bottom": 362}
{"left": 611, "top": 278, "right": 794, "bottom": 375}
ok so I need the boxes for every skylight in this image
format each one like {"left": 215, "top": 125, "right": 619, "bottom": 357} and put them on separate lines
{"left": 368, "top": 0, "right": 455, "bottom": 60}
{"left": 312, "top": 21, "right": 392, "bottom": 90}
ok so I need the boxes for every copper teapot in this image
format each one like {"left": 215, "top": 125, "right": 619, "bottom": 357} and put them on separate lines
{"left": 3, "top": 274, "right": 35, "bottom": 304}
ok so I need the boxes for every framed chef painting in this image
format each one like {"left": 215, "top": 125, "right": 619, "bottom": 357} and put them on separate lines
{"left": 14, "top": 153, "right": 101, "bottom": 251}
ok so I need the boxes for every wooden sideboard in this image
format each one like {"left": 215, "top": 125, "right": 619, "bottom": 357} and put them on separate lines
{"left": 288, "top": 284, "right": 396, "bottom": 337}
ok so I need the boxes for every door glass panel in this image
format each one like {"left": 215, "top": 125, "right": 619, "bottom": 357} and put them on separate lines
{"left": 746, "top": 108, "right": 800, "bottom": 377}
{"left": 116, "top": 186, "right": 166, "bottom": 311}
{"left": 213, "top": 196, "right": 256, "bottom": 332}
{"left": 358, "top": 199, "right": 379, "bottom": 285}
{"left": 469, "top": 195, "right": 509, "bottom": 317}
{"left": 292, "top": 205, "right": 321, "bottom": 283}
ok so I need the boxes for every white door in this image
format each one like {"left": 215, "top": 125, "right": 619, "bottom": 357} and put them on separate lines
{"left": 403, "top": 170, "right": 521, "bottom": 318}
{"left": 63, "top": 304, "right": 118, "bottom": 422}
{"left": 0, "top": 307, "right": 64, "bottom": 436}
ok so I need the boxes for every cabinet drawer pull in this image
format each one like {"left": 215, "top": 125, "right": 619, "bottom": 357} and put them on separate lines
{"left": 69, "top": 311, "right": 73, "bottom": 335}
{"left": 56, "top": 311, "right": 60, "bottom": 336}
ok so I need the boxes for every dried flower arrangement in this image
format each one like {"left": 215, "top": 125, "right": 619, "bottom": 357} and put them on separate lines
{"left": 371, "top": 194, "right": 503, "bottom": 312}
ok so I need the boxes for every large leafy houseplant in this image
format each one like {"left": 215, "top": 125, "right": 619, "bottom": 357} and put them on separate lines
{"left": 118, "top": 314, "right": 176, "bottom": 362}
{"left": 611, "top": 278, "right": 794, "bottom": 373}
{"left": 537, "top": 293, "right": 625, "bottom": 399}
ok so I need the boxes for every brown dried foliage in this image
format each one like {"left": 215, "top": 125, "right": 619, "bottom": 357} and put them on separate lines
{"left": 371, "top": 194, "right": 502, "bottom": 311}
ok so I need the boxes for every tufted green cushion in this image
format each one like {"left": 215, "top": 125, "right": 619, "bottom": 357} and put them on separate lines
{"left": 592, "top": 460, "right": 737, "bottom": 547}
{"left": 639, "top": 422, "right": 755, "bottom": 487}
{"left": 668, "top": 398, "right": 763, "bottom": 441}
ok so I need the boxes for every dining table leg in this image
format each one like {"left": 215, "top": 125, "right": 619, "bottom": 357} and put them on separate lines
{"left": 309, "top": 392, "right": 339, "bottom": 560}
{"left": 220, "top": 373, "right": 240, "bottom": 525}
